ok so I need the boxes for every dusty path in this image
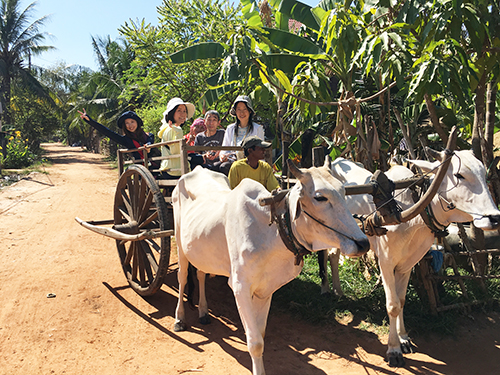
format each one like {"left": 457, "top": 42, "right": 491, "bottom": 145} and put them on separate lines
{"left": 0, "top": 143, "right": 499, "bottom": 375}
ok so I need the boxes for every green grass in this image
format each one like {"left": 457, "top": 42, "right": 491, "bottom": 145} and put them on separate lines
{"left": 271, "top": 252, "right": 500, "bottom": 338}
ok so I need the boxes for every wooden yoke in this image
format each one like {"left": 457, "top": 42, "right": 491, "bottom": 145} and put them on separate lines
{"left": 363, "top": 126, "right": 458, "bottom": 235}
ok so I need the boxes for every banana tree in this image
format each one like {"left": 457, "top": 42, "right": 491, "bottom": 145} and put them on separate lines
{"left": 169, "top": 0, "right": 319, "bottom": 175}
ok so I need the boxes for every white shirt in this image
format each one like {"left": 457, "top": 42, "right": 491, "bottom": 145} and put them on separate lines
{"left": 220, "top": 122, "right": 265, "bottom": 161}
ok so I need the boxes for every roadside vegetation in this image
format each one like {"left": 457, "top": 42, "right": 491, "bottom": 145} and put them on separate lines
{"left": 0, "top": 0, "right": 499, "bottom": 335}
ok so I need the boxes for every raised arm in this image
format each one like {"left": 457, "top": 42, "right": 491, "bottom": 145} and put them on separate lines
{"left": 78, "top": 109, "right": 133, "bottom": 149}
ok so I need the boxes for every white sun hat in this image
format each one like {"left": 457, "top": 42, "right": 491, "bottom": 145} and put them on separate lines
{"left": 165, "top": 97, "right": 196, "bottom": 120}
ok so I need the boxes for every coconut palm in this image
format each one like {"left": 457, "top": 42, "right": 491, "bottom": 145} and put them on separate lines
{"left": 0, "top": 0, "right": 53, "bottom": 125}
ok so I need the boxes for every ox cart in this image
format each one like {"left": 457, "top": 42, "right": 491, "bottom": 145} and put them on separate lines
{"left": 75, "top": 129, "right": 459, "bottom": 298}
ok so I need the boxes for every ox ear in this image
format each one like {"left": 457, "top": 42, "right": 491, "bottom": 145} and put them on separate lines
{"left": 288, "top": 188, "right": 302, "bottom": 221}
{"left": 287, "top": 159, "right": 303, "bottom": 179}
{"left": 425, "top": 147, "right": 444, "bottom": 162}
{"left": 323, "top": 155, "right": 332, "bottom": 169}
{"left": 408, "top": 159, "right": 440, "bottom": 174}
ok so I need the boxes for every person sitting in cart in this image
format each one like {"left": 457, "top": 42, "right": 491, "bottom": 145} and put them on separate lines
{"left": 78, "top": 109, "right": 159, "bottom": 169}
{"left": 184, "top": 117, "right": 206, "bottom": 170}
{"left": 194, "top": 110, "right": 226, "bottom": 173}
{"left": 228, "top": 136, "right": 279, "bottom": 192}
{"left": 219, "top": 95, "right": 265, "bottom": 176}
{"left": 158, "top": 97, "right": 196, "bottom": 179}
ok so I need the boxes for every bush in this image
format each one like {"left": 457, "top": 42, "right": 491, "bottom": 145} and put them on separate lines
{"left": 1, "top": 131, "right": 35, "bottom": 169}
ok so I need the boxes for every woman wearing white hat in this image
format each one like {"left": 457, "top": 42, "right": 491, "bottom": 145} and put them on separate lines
{"left": 158, "top": 97, "right": 196, "bottom": 178}
{"left": 219, "top": 95, "right": 265, "bottom": 175}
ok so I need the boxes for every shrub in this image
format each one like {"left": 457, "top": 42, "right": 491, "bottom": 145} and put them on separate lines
{"left": 1, "top": 131, "right": 34, "bottom": 169}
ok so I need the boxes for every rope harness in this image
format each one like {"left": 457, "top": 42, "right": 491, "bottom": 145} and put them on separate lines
{"left": 410, "top": 175, "right": 450, "bottom": 238}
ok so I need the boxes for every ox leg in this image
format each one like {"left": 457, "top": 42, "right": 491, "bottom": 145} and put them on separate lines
{"left": 197, "top": 269, "right": 211, "bottom": 325}
{"left": 395, "top": 271, "right": 416, "bottom": 354}
{"left": 231, "top": 284, "right": 271, "bottom": 375}
{"left": 379, "top": 263, "right": 406, "bottom": 367}
{"left": 328, "top": 248, "right": 344, "bottom": 297}
{"left": 318, "top": 250, "right": 330, "bottom": 295}
{"left": 174, "top": 248, "right": 190, "bottom": 332}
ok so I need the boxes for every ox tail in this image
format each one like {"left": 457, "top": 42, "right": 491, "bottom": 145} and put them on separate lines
{"left": 186, "top": 263, "right": 197, "bottom": 310}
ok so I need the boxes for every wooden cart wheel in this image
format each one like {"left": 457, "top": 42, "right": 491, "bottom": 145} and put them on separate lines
{"left": 113, "top": 164, "right": 171, "bottom": 296}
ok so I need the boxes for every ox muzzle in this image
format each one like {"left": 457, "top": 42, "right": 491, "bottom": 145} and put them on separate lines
{"left": 353, "top": 237, "right": 370, "bottom": 257}
{"left": 474, "top": 215, "right": 500, "bottom": 231}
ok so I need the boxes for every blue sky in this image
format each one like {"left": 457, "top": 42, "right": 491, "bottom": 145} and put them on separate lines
{"left": 25, "top": 0, "right": 320, "bottom": 71}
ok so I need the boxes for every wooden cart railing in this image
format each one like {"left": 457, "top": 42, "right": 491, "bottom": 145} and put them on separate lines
{"left": 117, "top": 138, "right": 244, "bottom": 185}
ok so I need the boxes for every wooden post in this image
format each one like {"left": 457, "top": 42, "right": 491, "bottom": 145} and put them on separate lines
{"left": 416, "top": 258, "right": 438, "bottom": 315}
{"left": 301, "top": 129, "right": 314, "bottom": 168}
{"left": 281, "top": 131, "right": 291, "bottom": 189}
{"left": 117, "top": 149, "right": 124, "bottom": 176}
{"left": 180, "top": 139, "right": 189, "bottom": 175}
{"left": 312, "top": 147, "right": 325, "bottom": 168}
{"left": 458, "top": 223, "right": 487, "bottom": 291}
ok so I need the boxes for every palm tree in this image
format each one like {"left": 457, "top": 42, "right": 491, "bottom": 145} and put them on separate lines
{"left": 0, "top": 0, "right": 53, "bottom": 126}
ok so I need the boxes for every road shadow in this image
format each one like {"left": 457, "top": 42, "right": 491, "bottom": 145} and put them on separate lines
{"left": 104, "top": 269, "right": 428, "bottom": 375}
{"left": 42, "top": 144, "right": 114, "bottom": 169}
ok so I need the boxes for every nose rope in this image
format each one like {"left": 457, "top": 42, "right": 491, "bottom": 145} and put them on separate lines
{"left": 301, "top": 209, "right": 362, "bottom": 242}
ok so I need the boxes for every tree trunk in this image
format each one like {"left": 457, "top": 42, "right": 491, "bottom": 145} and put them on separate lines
{"left": 471, "top": 71, "right": 488, "bottom": 273}
{"left": 483, "top": 81, "right": 500, "bottom": 209}
{"left": 471, "top": 71, "right": 487, "bottom": 159}
{"left": 424, "top": 93, "right": 448, "bottom": 143}
{"left": 484, "top": 81, "right": 497, "bottom": 150}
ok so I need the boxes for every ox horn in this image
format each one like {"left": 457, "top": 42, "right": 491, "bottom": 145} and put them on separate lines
{"left": 323, "top": 155, "right": 332, "bottom": 169}
{"left": 425, "top": 147, "right": 443, "bottom": 162}
{"left": 369, "top": 126, "right": 458, "bottom": 227}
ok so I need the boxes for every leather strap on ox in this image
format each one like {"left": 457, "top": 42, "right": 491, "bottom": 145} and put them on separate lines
{"left": 410, "top": 176, "right": 449, "bottom": 238}
{"left": 259, "top": 190, "right": 311, "bottom": 266}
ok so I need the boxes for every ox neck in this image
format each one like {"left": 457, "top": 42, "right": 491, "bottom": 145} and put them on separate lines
{"left": 413, "top": 178, "right": 450, "bottom": 237}
{"left": 267, "top": 192, "right": 311, "bottom": 266}
{"left": 423, "top": 197, "right": 450, "bottom": 237}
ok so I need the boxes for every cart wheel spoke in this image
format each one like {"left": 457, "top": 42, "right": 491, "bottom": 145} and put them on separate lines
{"left": 137, "top": 178, "right": 148, "bottom": 213}
{"left": 138, "top": 247, "right": 147, "bottom": 287}
{"left": 140, "top": 240, "right": 159, "bottom": 273}
{"left": 131, "top": 242, "right": 139, "bottom": 281}
{"left": 139, "top": 210, "right": 159, "bottom": 229}
{"left": 138, "top": 190, "right": 155, "bottom": 224}
{"left": 139, "top": 241, "right": 155, "bottom": 282}
{"left": 123, "top": 241, "right": 133, "bottom": 266}
{"left": 117, "top": 205, "right": 132, "bottom": 223}
{"left": 120, "top": 189, "right": 133, "bottom": 220}
{"left": 145, "top": 238, "right": 161, "bottom": 254}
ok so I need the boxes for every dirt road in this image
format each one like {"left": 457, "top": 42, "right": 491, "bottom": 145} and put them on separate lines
{"left": 0, "top": 143, "right": 499, "bottom": 375}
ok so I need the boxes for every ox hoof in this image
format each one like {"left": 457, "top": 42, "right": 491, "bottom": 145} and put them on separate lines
{"left": 401, "top": 339, "right": 416, "bottom": 354}
{"left": 174, "top": 321, "right": 188, "bottom": 332}
{"left": 199, "top": 314, "right": 211, "bottom": 325}
{"left": 386, "top": 352, "right": 405, "bottom": 367}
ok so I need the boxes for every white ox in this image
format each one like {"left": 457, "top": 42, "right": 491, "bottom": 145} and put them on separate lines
{"left": 172, "top": 162, "right": 370, "bottom": 375}
{"left": 322, "top": 150, "right": 500, "bottom": 367}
